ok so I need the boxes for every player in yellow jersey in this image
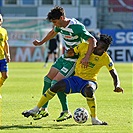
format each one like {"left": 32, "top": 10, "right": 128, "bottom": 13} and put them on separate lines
{"left": 0, "top": 14, "right": 10, "bottom": 99}
{"left": 22, "top": 34, "right": 123, "bottom": 125}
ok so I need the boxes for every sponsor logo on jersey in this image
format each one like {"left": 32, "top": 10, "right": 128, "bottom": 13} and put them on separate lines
{"left": 63, "top": 35, "right": 79, "bottom": 40}
{"left": 61, "top": 67, "right": 68, "bottom": 73}
{"left": 94, "top": 57, "right": 99, "bottom": 61}
{"left": 88, "top": 62, "right": 95, "bottom": 68}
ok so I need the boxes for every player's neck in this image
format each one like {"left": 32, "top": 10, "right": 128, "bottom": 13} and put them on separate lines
{"left": 63, "top": 18, "right": 70, "bottom": 28}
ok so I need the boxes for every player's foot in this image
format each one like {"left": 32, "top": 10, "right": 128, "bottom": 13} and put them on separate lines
{"left": 22, "top": 110, "right": 37, "bottom": 118}
{"left": 56, "top": 112, "right": 72, "bottom": 122}
{"left": 91, "top": 117, "right": 108, "bottom": 125}
{"left": 33, "top": 110, "right": 49, "bottom": 120}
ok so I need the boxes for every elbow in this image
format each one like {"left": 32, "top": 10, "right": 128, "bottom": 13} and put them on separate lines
{"left": 88, "top": 37, "right": 97, "bottom": 47}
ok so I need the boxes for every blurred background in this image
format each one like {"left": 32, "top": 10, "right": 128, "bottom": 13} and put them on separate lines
{"left": 0, "top": 0, "right": 132, "bottom": 62}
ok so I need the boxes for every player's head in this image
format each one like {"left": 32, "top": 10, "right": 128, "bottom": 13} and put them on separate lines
{"left": 47, "top": 6, "right": 65, "bottom": 21}
{"left": 94, "top": 34, "right": 112, "bottom": 55}
{"left": 47, "top": 6, "right": 66, "bottom": 27}
{"left": 99, "top": 34, "right": 112, "bottom": 51}
{"left": 0, "top": 14, "right": 3, "bottom": 26}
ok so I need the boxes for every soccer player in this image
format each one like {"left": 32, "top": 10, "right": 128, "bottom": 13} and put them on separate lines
{"left": 22, "top": 34, "right": 124, "bottom": 125}
{"left": 0, "top": 14, "right": 11, "bottom": 99}
{"left": 32, "top": 6, "right": 96, "bottom": 121}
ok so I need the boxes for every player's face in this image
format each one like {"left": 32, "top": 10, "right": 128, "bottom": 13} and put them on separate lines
{"left": 51, "top": 16, "right": 64, "bottom": 27}
{"left": 94, "top": 41, "right": 107, "bottom": 56}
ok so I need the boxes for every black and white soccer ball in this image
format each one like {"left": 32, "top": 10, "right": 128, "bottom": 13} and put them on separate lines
{"left": 73, "top": 108, "right": 89, "bottom": 123}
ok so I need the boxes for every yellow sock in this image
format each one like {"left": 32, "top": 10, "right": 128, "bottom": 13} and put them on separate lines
{"left": 0, "top": 77, "right": 6, "bottom": 87}
{"left": 0, "top": 93, "right": 1, "bottom": 126}
{"left": 37, "top": 89, "right": 56, "bottom": 108}
{"left": 86, "top": 96, "right": 97, "bottom": 118}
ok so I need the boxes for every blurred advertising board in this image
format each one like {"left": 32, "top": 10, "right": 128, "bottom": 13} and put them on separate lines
{"left": 101, "top": 29, "right": 133, "bottom": 62}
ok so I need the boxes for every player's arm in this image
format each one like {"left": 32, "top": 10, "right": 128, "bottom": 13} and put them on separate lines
{"left": 4, "top": 40, "right": 11, "bottom": 63}
{"left": 65, "top": 47, "right": 75, "bottom": 57}
{"left": 109, "top": 69, "right": 124, "bottom": 93}
{"left": 33, "top": 29, "right": 58, "bottom": 46}
{"left": 81, "top": 37, "right": 96, "bottom": 67}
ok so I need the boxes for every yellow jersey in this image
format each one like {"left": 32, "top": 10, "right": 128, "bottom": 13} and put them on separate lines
{"left": 74, "top": 43, "right": 114, "bottom": 81}
{"left": 0, "top": 27, "right": 8, "bottom": 59}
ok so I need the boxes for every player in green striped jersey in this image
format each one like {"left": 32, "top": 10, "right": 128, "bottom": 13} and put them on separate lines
{"left": 32, "top": 6, "right": 97, "bottom": 121}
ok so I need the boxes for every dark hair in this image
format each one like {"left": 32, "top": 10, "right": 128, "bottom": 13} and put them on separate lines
{"left": 47, "top": 6, "right": 65, "bottom": 21}
{"left": 99, "top": 34, "right": 113, "bottom": 51}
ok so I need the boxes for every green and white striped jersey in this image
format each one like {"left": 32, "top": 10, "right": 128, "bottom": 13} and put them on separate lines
{"left": 54, "top": 18, "right": 93, "bottom": 50}
{"left": 54, "top": 18, "right": 93, "bottom": 61}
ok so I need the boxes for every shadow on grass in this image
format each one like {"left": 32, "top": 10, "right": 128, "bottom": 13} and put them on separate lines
{"left": 0, "top": 123, "right": 92, "bottom": 130}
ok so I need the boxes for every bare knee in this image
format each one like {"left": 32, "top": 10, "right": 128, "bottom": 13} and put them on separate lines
{"left": 83, "top": 82, "right": 97, "bottom": 98}
{"left": 84, "top": 86, "right": 94, "bottom": 98}
{"left": 5, "top": 75, "right": 8, "bottom": 79}
{"left": 2, "top": 75, "right": 8, "bottom": 80}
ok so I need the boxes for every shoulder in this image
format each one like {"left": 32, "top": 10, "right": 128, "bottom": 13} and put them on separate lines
{"left": 69, "top": 18, "right": 85, "bottom": 28}
{"left": 0, "top": 27, "right": 8, "bottom": 35}
{"left": 0, "top": 27, "right": 7, "bottom": 31}
{"left": 102, "top": 52, "right": 114, "bottom": 64}
{"left": 74, "top": 43, "right": 88, "bottom": 52}
{"left": 54, "top": 27, "right": 60, "bottom": 32}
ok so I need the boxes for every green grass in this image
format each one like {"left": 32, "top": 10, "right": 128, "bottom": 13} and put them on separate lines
{"left": 0, "top": 62, "right": 132, "bottom": 133}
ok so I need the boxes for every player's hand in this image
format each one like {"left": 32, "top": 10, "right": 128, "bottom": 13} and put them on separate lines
{"left": 114, "top": 87, "right": 124, "bottom": 93}
{"left": 80, "top": 57, "right": 89, "bottom": 68}
{"left": 6, "top": 56, "right": 11, "bottom": 63}
{"left": 66, "top": 48, "right": 75, "bottom": 57}
{"left": 33, "top": 40, "right": 41, "bottom": 46}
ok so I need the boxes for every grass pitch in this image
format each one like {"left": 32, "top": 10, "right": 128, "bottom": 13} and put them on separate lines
{"left": 0, "top": 62, "right": 132, "bottom": 133}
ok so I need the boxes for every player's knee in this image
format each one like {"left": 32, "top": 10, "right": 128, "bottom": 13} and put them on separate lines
{"left": 84, "top": 86, "right": 94, "bottom": 98}
{"left": 2, "top": 75, "right": 8, "bottom": 79}
{"left": 50, "top": 80, "right": 66, "bottom": 93}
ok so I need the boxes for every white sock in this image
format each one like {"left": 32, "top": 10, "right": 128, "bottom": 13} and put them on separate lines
{"left": 32, "top": 106, "right": 40, "bottom": 113}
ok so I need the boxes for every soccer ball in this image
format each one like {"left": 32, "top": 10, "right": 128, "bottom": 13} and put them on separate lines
{"left": 73, "top": 108, "right": 89, "bottom": 123}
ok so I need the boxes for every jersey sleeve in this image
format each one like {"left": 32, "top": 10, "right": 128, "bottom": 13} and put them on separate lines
{"left": 5, "top": 30, "right": 8, "bottom": 41}
{"left": 54, "top": 26, "right": 60, "bottom": 32}
{"left": 72, "top": 24, "right": 93, "bottom": 41}
{"left": 104, "top": 54, "right": 114, "bottom": 71}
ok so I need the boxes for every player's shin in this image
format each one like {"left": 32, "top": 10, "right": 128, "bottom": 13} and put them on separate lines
{"left": 41, "top": 76, "right": 52, "bottom": 109}
{"left": 57, "top": 92, "right": 68, "bottom": 111}
{"left": 43, "top": 76, "right": 52, "bottom": 94}
{"left": 51, "top": 80, "right": 69, "bottom": 112}
{"left": 37, "top": 89, "right": 56, "bottom": 108}
{"left": 0, "top": 77, "right": 6, "bottom": 87}
{"left": 86, "top": 96, "right": 97, "bottom": 118}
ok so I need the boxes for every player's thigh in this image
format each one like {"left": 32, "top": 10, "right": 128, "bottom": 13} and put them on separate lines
{"left": 52, "top": 57, "right": 76, "bottom": 78}
{"left": 50, "top": 80, "right": 67, "bottom": 93}
{"left": 0, "top": 59, "right": 8, "bottom": 78}
{"left": 46, "top": 67, "right": 59, "bottom": 79}
{"left": 82, "top": 81, "right": 97, "bottom": 97}
{"left": 62, "top": 76, "right": 86, "bottom": 94}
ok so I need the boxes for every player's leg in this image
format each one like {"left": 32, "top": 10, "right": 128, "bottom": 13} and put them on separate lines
{"left": 52, "top": 58, "right": 75, "bottom": 122}
{"left": 0, "top": 59, "right": 9, "bottom": 98}
{"left": 0, "top": 72, "right": 7, "bottom": 87}
{"left": 53, "top": 51, "right": 57, "bottom": 62}
{"left": 33, "top": 57, "right": 67, "bottom": 120}
{"left": 32, "top": 67, "right": 59, "bottom": 120}
{"left": 82, "top": 81, "right": 107, "bottom": 125}
{"left": 22, "top": 79, "right": 68, "bottom": 118}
